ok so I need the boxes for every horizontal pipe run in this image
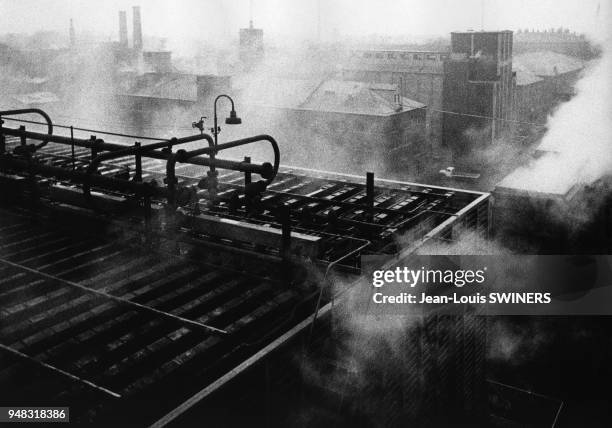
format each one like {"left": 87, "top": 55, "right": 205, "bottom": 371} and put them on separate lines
{"left": 92, "top": 134, "right": 213, "bottom": 165}
{"left": 177, "top": 134, "right": 280, "bottom": 182}
{"left": 1, "top": 126, "right": 272, "bottom": 178}
{"left": 84, "top": 134, "right": 213, "bottom": 198}
{"left": 0, "top": 109, "right": 53, "bottom": 148}
{"left": 0, "top": 126, "right": 210, "bottom": 154}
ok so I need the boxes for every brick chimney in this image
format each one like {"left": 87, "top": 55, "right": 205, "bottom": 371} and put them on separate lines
{"left": 133, "top": 6, "right": 143, "bottom": 50}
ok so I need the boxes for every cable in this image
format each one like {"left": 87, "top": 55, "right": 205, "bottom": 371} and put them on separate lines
{"left": 426, "top": 107, "right": 548, "bottom": 127}
{"left": 2, "top": 104, "right": 556, "bottom": 147}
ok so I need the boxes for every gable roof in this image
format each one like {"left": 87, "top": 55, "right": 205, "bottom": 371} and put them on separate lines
{"left": 240, "top": 77, "right": 425, "bottom": 116}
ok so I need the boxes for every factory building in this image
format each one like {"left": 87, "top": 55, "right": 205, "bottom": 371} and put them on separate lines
{"left": 342, "top": 50, "right": 448, "bottom": 145}
{"left": 118, "top": 11, "right": 128, "bottom": 49}
{"left": 341, "top": 30, "right": 517, "bottom": 160}
{"left": 114, "top": 73, "right": 232, "bottom": 131}
{"left": 514, "top": 28, "right": 595, "bottom": 59}
{"left": 0, "top": 109, "right": 490, "bottom": 426}
{"left": 513, "top": 51, "right": 584, "bottom": 123}
{"left": 442, "top": 30, "right": 516, "bottom": 152}
{"left": 133, "top": 5, "right": 143, "bottom": 51}
{"left": 239, "top": 20, "right": 264, "bottom": 71}
{"left": 143, "top": 50, "right": 173, "bottom": 73}
{"left": 69, "top": 18, "right": 76, "bottom": 48}
{"left": 237, "top": 77, "right": 428, "bottom": 177}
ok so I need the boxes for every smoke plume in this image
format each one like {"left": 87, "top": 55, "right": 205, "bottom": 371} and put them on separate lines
{"left": 501, "top": 20, "right": 612, "bottom": 197}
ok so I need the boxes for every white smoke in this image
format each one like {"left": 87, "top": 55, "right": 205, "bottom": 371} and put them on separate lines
{"left": 500, "top": 12, "right": 612, "bottom": 195}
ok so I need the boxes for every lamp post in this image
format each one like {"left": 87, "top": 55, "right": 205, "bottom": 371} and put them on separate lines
{"left": 211, "top": 94, "right": 242, "bottom": 147}
{"left": 196, "top": 95, "right": 241, "bottom": 205}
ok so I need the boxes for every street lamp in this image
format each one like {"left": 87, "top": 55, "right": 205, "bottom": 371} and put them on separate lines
{"left": 211, "top": 94, "right": 242, "bottom": 147}
{"left": 189, "top": 95, "right": 242, "bottom": 206}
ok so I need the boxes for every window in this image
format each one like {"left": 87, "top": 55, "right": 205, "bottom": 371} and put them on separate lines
{"left": 363, "top": 52, "right": 372, "bottom": 58}
{"left": 387, "top": 53, "right": 396, "bottom": 59}
{"left": 413, "top": 54, "right": 423, "bottom": 60}
{"left": 375, "top": 53, "right": 384, "bottom": 59}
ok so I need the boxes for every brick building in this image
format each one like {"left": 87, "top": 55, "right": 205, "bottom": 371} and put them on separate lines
{"left": 514, "top": 28, "right": 595, "bottom": 59}
{"left": 238, "top": 78, "right": 428, "bottom": 177}
{"left": 239, "top": 21, "right": 264, "bottom": 71}
{"left": 342, "top": 50, "right": 448, "bottom": 145}
{"left": 341, "top": 31, "right": 517, "bottom": 157}
{"left": 442, "top": 31, "right": 516, "bottom": 153}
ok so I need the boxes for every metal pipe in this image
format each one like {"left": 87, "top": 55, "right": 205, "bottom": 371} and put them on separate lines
{"left": 0, "top": 108, "right": 53, "bottom": 149}
{"left": 1, "top": 125, "right": 270, "bottom": 175}
{"left": 244, "top": 156, "right": 252, "bottom": 187}
{"left": 212, "top": 94, "right": 238, "bottom": 147}
{"left": 366, "top": 171, "right": 374, "bottom": 222}
{"left": 308, "top": 238, "right": 372, "bottom": 339}
{"left": 0, "top": 126, "right": 212, "bottom": 156}
{"left": 177, "top": 134, "right": 280, "bottom": 182}
{"left": 165, "top": 134, "right": 277, "bottom": 206}
{"left": 0, "top": 119, "right": 4, "bottom": 154}
{"left": 70, "top": 126, "right": 75, "bottom": 169}
{"left": 166, "top": 152, "right": 181, "bottom": 207}
{"left": 279, "top": 205, "right": 291, "bottom": 258}
{"left": 134, "top": 142, "right": 142, "bottom": 181}
{"left": 0, "top": 126, "right": 264, "bottom": 175}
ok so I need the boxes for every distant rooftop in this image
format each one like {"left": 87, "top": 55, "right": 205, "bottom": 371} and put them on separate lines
{"left": 513, "top": 51, "right": 585, "bottom": 77}
{"left": 300, "top": 80, "right": 425, "bottom": 116}
{"left": 514, "top": 69, "right": 544, "bottom": 86}
{"left": 240, "top": 77, "right": 425, "bottom": 116}
{"left": 451, "top": 30, "right": 513, "bottom": 34}
{"left": 344, "top": 50, "right": 448, "bottom": 74}
{"left": 125, "top": 73, "right": 198, "bottom": 102}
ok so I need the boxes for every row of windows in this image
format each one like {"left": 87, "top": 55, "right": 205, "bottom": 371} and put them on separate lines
{"left": 360, "top": 52, "right": 449, "bottom": 61}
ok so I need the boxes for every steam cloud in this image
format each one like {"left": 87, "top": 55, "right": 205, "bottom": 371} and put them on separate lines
{"left": 501, "top": 21, "right": 612, "bottom": 196}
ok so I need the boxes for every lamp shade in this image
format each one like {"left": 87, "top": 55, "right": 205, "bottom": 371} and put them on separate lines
{"left": 225, "top": 110, "right": 242, "bottom": 125}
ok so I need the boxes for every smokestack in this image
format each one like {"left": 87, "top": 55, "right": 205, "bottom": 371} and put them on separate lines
{"left": 133, "top": 6, "right": 143, "bottom": 51}
{"left": 118, "top": 11, "right": 128, "bottom": 48}
{"left": 69, "top": 19, "right": 76, "bottom": 48}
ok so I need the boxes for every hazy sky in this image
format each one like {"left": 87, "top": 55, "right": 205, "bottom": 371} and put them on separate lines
{"left": 0, "top": 0, "right": 608, "bottom": 42}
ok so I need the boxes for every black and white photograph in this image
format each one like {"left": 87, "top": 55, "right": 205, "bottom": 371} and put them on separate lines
{"left": 0, "top": 0, "right": 611, "bottom": 426}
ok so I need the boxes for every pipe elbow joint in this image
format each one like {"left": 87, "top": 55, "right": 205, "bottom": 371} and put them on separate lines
{"left": 260, "top": 162, "right": 274, "bottom": 180}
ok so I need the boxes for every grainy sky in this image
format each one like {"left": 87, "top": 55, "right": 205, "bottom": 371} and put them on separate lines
{"left": 0, "top": 0, "right": 608, "bottom": 41}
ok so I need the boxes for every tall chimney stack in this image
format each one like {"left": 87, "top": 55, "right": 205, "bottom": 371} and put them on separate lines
{"left": 133, "top": 6, "right": 143, "bottom": 50}
{"left": 69, "top": 18, "right": 76, "bottom": 48}
{"left": 118, "top": 11, "right": 128, "bottom": 48}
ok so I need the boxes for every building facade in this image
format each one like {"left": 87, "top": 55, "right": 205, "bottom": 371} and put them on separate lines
{"left": 442, "top": 31, "right": 516, "bottom": 152}
{"left": 514, "top": 28, "right": 595, "bottom": 59}
{"left": 342, "top": 50, "right": 448, "bottom": 145}
{"left": 239, "top": 78, "right": 428, "bottom": 177}
{"left": 239, "top": 21, "right": 264, "bottom": 71}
